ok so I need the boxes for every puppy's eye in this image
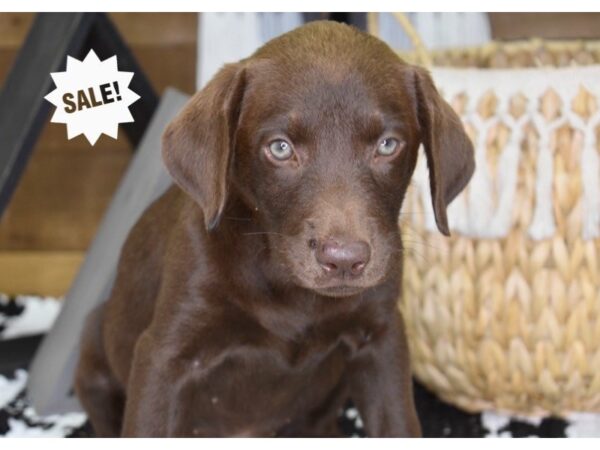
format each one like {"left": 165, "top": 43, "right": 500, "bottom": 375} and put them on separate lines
{"left": 376, "top": 138, "right": 401, "bottom": 156}
{"left": 268, "top": 139, "right": 294, "bottom": 161}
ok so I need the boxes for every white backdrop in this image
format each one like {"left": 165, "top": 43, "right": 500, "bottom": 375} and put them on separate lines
{"left": 196, "top": 12, "right": 492, "bottom": 88}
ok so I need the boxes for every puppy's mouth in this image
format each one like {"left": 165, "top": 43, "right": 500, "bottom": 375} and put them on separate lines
{"left": 313, "top": 285, "right": 366, "bottom": 298}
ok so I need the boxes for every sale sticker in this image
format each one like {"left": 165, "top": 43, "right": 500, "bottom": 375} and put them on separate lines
{"left": 45, "top": 49, "right": 140, "bottom": 145}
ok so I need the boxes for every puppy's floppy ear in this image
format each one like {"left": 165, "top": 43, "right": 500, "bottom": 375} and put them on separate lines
{"left": 409, "top": 66, "right": 475, "bottom": 236}
{"left": 162, "top": 63, "right": 246, "bottom": 231}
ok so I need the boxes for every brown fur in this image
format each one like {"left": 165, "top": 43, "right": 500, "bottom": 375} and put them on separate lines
{"left": 74, "top": 21, "right": 474, "bottom": 437}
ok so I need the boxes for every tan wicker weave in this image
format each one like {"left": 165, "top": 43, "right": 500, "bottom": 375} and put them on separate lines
{"left": 369, "top": 13, "right": 600, "bottom": 415}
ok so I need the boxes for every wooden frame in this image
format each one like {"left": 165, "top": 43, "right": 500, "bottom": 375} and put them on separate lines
{"left": 0, "top": 13, "right": 158, "bottom": 220}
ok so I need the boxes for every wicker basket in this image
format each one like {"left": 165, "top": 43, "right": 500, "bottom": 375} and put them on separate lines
{"left": 370, "top": 13, "right": 600, "bottom": 416}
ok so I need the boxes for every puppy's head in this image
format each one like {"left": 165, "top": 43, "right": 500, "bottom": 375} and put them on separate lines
{"left": 163, "top": 21, "right": 474, "bottom": 298}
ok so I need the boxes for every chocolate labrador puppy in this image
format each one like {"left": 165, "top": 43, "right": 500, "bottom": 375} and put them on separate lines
{"left": 75, "top": 20, "right": 474, "bottom": 437}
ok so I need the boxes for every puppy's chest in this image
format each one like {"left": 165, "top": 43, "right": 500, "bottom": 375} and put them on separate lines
{"left": 180, "top": 323, "right": 373, "bottom": 436}
{"left": 204, "top": 321, "right": 370, "bottom": 388}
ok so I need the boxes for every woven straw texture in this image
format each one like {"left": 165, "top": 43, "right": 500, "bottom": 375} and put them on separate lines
{"left": 373, "top": 14, "right": 600, "bottom": 416}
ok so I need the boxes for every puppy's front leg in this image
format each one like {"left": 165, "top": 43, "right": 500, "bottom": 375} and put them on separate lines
{"left": 348, "top": 311, "right": 421, "bottom": 437}
{"left": 121, "top": 330, "right": 188, "bottom": 437}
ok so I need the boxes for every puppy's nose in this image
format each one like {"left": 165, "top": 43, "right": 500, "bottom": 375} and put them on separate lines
{"left": 315, "top": 238, "right": 371, "bottom": 278}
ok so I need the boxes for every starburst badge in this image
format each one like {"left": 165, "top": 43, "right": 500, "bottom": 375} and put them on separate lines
{"left": 44, "top": 49, "right": 140, "bottom": 145}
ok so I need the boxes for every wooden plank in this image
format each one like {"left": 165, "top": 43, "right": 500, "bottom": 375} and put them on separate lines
{"left": 132, "top": 44, "right": 197, "bottom": 94}
{"left": 0, "top": 251, "right": 84, "bottom": 296}
{"left": 0, "top": 147, "right": 131, "bottom": 251}
{"left": 110, "top": 13, "right": 197, "bottom": 46}
{"left": 0, "top": 48, "right": 20, "bottom": 85}
{"left": 490, "top": 13, "right": 600, "bottom": 40}
{"left": 0, "top": 13, "right": 197, "bottom": 49}
{"left": 0, "top": 13, "right": 34, "bottom": 48}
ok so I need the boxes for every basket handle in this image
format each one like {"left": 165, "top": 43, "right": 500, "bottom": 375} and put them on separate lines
{"left": 367, "top": 12, "right": 433, "bottom": 67}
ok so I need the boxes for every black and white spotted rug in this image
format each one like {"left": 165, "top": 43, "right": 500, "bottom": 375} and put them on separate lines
{"left": 1, "top": 294, "right": 599, "bottom": 437}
